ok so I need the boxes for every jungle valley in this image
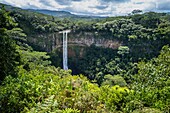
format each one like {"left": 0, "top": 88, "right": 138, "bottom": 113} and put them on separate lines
{"left": 0, "top": 3, "right": 170, "bottom": 113}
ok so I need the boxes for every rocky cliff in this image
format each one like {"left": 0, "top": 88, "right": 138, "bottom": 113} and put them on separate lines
{"left": 28, "top": 31, "right": 122, "bottom": 52}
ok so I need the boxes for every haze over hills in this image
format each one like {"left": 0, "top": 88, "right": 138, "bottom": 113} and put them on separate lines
{"left": 28, "top": 9, "right": 106, "bottom": 19}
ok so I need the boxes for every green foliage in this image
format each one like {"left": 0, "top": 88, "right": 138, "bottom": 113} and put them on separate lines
{"left": 117, "top": 46, "right": 130, "bottom": 57}
{"left": 132, "top": 107, "right": 162, "bottom": 113}
{"left": 10, "top": 8, "right": 75, "bottom": 34}
{"left": 131, "top": 12, "right": 161, "bottom": 29}
{"left": 129, "top": 45, "right": 170, "bottom": 112}
{"left": 0, "top": 65, "right": 132, "bottom": 113}
{"left": 94, "top": 18, "right": 147, "bottom": 41}
{"left": 75, "top": 46, "right": 117, "bottom": 84}
{"left": 62, "top": 108, "right": 80, "bottom": 113}
{"left": 0, "top": 6, "right": 21, "bottom": 82}
{"left": 0, "top": 35, "right": 20, "bottom": 81}
{"left": 99, "top": 85, "right": 130, "bottom": 112}
{"left": 0, "top": 67, "right": 67, "bottom": 112}
{"left": 27, "top": 95, "right": 61, "bottom": 113}
{"left": 102, "top": 74, "right": 127, "bottom": 87}
{"left": 19, "top": 49, "right": 51, "bottom": 70}
{"left": 0, "top": 6, "right": 17, "bottom": 30}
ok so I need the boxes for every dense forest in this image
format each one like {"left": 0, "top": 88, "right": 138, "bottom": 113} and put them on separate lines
{"left": 0, "top": 3, "right": 170, "bottom": 113}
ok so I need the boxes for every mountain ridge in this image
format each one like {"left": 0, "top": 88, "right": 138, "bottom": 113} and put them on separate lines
{"left": 27, "top": 9, "right": 106, "bottom": 19}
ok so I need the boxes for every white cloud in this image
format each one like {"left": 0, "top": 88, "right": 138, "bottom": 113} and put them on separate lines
{"left": 63, "top": 0, "right": 112, "bottom": 16}
{"left": 114, "top": 0, "right": 157, "bottom": 15}
{"left": 41, "top": 0, "right": 67, "bottom": 10}
{"left": 1, "top": 0, "right": 170, "bottom": 16}
{"left": 1, "top": 0, "right": 43, "bottom": 8}
{"left": 1, "top": 0, "right": 66, "bottom": 10}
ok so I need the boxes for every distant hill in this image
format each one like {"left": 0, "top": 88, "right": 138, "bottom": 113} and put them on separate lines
{"left": 28, "top": 9, "right": 106, "bottom": 19}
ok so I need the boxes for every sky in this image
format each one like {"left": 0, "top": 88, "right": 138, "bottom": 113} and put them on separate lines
{"left": 1, "top": 0, "right": 170, "bottom": 16}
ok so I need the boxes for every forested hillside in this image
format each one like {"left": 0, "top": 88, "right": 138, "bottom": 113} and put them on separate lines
{"left": 0, "top": 3, "right": 170, "bottom": 113}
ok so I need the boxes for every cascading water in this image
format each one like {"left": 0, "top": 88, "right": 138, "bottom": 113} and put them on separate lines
{"left": 63, "top": 31, "right": 68, "bottom": 70}
{"left": 61, "top": 30, "right": 70, "bottom": 70}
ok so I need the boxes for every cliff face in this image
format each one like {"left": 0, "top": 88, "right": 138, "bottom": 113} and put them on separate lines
{"left": 28, "top": 31, "right": 122, "bottom": 52}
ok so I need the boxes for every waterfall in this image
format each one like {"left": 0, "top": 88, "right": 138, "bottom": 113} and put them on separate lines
{"left": 59, "top": 30, "right": 70, "bottom": 70}
{"left": 62, "top": 30, "right": 70, "bottom": 70}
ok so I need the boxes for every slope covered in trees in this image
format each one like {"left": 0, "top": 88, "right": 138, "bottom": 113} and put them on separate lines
{"left": 0, "top": 3, "right": 170, "bottom": 113}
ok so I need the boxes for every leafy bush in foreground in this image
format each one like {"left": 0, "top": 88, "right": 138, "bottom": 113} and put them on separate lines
{"left": 0, "top": 66, "right": 130, "bottom": 113}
